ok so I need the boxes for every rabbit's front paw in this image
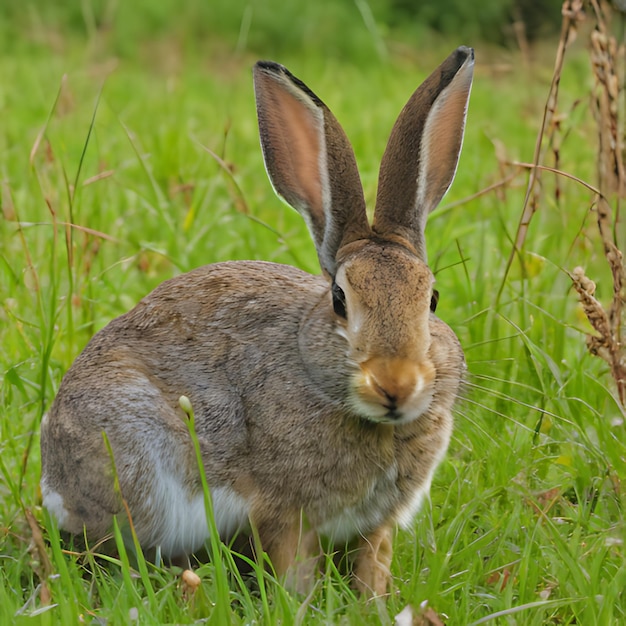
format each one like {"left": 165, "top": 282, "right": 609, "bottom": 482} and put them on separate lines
{"left": 352, "top": 525, "right": 393, "bottom": 597}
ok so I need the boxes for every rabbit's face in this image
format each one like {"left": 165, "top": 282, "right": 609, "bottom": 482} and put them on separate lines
{"left": 334, "top": 241, "right": 437, "bottom": 424}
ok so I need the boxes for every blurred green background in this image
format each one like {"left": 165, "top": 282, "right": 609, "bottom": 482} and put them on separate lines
{"left": 0, "top": 0, "right": 562, "bottom": 60}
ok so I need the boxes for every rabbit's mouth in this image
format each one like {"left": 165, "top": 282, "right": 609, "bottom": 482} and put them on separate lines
{"left": 349, "top": 356, "right": 436, "bottom": 424}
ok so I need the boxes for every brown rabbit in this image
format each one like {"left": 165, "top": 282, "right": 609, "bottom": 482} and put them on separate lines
{"left": 40, "top": 47, "right": 474, "bottom": 595}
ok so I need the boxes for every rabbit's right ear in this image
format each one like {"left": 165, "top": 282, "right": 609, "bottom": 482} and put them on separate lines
{"left": 254, "top": 62, "right": 371, "bottom": 277}
{"left": 373, "top": 47, "right": 474, "bottom": 261}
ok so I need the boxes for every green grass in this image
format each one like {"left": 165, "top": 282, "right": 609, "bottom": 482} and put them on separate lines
{"left": 1, "top": 6, "right": 625, "bottom": 625}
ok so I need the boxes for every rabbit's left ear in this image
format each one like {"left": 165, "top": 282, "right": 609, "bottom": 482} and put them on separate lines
{"left": 254, "top": 62, "right": 371, "bottom": 277}
{"left": 373, "top": 47, "right": 474, "bottom": 260}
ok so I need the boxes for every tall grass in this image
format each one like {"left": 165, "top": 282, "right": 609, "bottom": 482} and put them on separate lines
{"left": 1, "top": 2, "right": 625, "bottom": 623}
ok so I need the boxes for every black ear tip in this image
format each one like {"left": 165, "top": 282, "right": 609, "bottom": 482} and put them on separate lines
{"left": 455, "top": 46, "right": 475, "bottom": 64}
{"left": 442, "top": 47, "right": 474, "bottom": 78}
{"left": 254, "top": 60, "right": 286, "bottom": 75}
{"left": 253, "top": 61, "right": 326, "bottom": 109}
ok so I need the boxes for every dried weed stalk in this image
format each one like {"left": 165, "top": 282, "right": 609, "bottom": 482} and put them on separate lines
{"left": 500, "top": 0, "right": 585, "bottom": 295}
{"left": 504, "top": 0, "right": 625, "bottom": 406}
{"left": 571, "top": 0, "right": 626, "bottom": 406}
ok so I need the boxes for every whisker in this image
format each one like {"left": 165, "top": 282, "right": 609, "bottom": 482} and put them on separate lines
{"left": 463, "top": 380, "right": 547, "bottom": 409}
{"left": 464, "top": 376, "right": 608, "bottom": 426}
{"left": 469, "top": 372, "right": 544, "bottom": 394}
{"left": 457, "top": 396, "right": 537, "bottom": 433}
{"left": 451, "top": 407, "right": 493, "bottom": 443}
{"left": 464, "top": 336, "right": 522, "bottom": 351}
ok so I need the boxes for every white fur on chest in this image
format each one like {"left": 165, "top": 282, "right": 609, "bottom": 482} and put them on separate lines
{"left": 318, "top": 463, "right": 396, "bottom": 542}
{"left": 317, "top": 464, "right": 433, "bottom": 542}
{"left": 394, "top": 480, "right": 431, "bottom": 529}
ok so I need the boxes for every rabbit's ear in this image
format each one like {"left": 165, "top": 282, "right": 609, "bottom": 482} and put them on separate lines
{"left": 254, "top": 62, "right": 371, "bottom": 277}
{"left": 373, "top": 47, "right": 474, "bottom": 260}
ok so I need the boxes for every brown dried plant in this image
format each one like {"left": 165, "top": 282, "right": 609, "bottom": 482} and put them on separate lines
{"left": 505, "top": 0, "right": 625, "bottom": 407}
{"left": 570, "top": 0, "right": 625, "bottom": 407}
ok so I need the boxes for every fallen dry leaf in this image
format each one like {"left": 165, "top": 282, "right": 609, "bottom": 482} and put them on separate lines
{"left": 395, "top": 602, "right": 446, "bottom": 626}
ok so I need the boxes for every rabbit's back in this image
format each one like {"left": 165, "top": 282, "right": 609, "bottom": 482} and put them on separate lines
{"left": 41, "top": 261, "right": 408, "bottom": 555}
{"left": 42, "top": 260, "right": 460, "bottom": 559}
{"left": 41, "top": 49, "right": 474, "bottom": 593}
{"left": 41, "top": 262, "right": 327, "bottom": 549}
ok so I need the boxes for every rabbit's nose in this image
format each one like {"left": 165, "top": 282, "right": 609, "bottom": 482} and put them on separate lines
{"left": 359, "top": 356, "right": 435, "bottom": 413}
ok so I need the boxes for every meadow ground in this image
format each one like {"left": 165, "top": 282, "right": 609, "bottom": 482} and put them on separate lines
{"left": 1, "top": 6, "right": 625, "bottom": 625}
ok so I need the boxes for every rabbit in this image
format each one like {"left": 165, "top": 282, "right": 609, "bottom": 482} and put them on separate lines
{"left": 40, "top": 46, "right": 474, "bottom": 596}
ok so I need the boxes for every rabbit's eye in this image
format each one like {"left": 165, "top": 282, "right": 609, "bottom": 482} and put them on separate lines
{"left": 331, "top": 282, "right": 347, "bottom": 319}
{"left": 430, "top": 289, "right": 439, "bottom": 312}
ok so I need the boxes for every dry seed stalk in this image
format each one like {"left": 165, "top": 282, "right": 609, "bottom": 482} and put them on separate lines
{"left": 571, "top": 0, "right": 626, "bottom": 407}
{"left": 499, "top": 0, "right": 585, "bottom": 297}
{"left": 500, "top": 0, "right": 625, "bottom": 405}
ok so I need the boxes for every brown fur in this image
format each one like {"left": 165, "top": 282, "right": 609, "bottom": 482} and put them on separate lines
{"left": 41, "top": 48, "right": 474, "bottom": 595}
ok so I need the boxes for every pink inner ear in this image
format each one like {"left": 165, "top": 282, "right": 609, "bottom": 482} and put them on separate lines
{"left": 257, "top": 77, "right": 325, "bottom": 221}
{"left": 372, "top": 48, "right": 473, "bottom": 260}
{"left": 255, "top": 63, "right": 370, "bottom": 276}
{"left": 418, "top": 75, "right": 472, "bottom": 213}
{"left": 277, "top": 89, "right": 324, "bottom": 214}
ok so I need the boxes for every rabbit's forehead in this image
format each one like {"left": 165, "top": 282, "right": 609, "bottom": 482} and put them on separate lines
{"left": 336, "top": 246, "right": 433, "bottom": 360}
{"left": 339, "top": 246, "right": 433, "bottom": 307}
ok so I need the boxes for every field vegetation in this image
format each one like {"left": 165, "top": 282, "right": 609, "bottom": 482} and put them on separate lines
{"left": 0, "top": 0, "right": 624, "bottom": 623}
